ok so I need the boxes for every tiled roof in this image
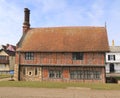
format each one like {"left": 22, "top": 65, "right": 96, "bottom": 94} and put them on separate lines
{"left": 17, "top": 26, "right": 109, "bottom": 52}
{"left": 110, "top": 46, "right": 120, "bottom": 52}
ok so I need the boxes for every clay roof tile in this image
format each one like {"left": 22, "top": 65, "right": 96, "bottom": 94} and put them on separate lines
{"left": 17, "top": 26, "right": 109, "bottom": 52}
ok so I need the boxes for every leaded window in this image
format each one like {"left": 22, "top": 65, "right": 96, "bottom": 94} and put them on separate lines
{"left": 49, "top": 70, "right": 62, "bottom": 78}
{"left": 70, "top": 70, "right": 101, "bottom": 80}
{"left": 72, "top": 52, "right": 83, "bottom": 60}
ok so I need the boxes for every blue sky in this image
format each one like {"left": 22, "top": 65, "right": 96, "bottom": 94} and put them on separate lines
{"left": 0, "top": 0, "right": 120, "bottom": 46}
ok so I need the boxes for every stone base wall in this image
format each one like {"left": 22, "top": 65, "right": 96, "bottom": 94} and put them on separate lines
{"left": 20, "top": 66, "right": 42, "bottom": 81}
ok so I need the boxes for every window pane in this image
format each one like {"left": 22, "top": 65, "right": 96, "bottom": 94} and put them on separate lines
{"left": 72, "top": 53, "right": 76, "bottom": 60}
{"left": 93, "top": 71, "right": 101, "bottom": 79}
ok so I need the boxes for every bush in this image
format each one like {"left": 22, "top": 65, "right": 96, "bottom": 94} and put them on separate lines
{"left": 106, "top": 77, "right": 118, "bottom": 83}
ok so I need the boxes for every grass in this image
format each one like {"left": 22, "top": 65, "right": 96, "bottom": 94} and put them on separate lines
{"left": 0, "top": 81, "right": 120, "bottom": 90}
{"left": 0, "top": 74, "right": 12, "bottom": 79}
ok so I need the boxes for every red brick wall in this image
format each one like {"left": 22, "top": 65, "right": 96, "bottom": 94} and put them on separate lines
{"left": 63, "top": 67, "right": 69, "bottom": 79}
{"left": 19, "top": 52, "right": 105, "bottom": 65}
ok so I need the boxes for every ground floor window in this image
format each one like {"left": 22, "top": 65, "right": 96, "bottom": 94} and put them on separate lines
{"left": 93, "top": 71, "right": 101, "bottom": 79}
{"left": 49, "top": 70, "right": 62, "bottom": 78}
{"left": 70, "top": 70, "right": 101, "bottom": 80}
{"left": 23, "top": 67, "right": 26, "bottom": 75}
{"left": 35, "top": 67, "right": 38, "bottom": 75}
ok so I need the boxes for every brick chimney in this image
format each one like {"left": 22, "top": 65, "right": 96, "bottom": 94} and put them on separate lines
{"left": 23, "top": 8, "right": 30, "bottom": 33}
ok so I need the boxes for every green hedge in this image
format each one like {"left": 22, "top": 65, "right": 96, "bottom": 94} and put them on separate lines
{"left": 0, "top": 74, "right": 12, "bottom": 79}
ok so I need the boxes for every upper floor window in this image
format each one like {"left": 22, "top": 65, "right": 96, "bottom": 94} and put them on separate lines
{"left": 25, "top": 52, "right": 34, "bottom": 60}
{"left": 108, "top": 55, "right": 115, "bottom": 61}
{"left": 72, "top": 52, "right": 83, "bottom": 60}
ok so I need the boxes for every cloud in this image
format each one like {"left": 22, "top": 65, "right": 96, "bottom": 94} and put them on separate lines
{"left": 103, "top": 0, "right": 120, "bottom": 45}
{"left": 0, "top": 0, "right": 23, "bottom": 45}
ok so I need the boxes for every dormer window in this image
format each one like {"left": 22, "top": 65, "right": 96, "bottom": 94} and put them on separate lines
{"left": 25, "top": 52, "right": 34, "bottom": 60}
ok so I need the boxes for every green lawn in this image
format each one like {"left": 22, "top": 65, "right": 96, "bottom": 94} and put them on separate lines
{"left": 0, "top": 81, "right": 120, "bottom": 90}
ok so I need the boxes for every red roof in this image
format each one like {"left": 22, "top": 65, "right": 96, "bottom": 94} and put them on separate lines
{"left": 17, "top": 26, "right": 109, "bottom": 52}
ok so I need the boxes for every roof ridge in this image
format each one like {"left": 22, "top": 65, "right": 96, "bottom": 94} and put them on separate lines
{"left": 30, "top": 26, "right": 105, "bottom": 29}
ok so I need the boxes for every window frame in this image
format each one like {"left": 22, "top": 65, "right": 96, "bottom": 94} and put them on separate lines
{"left": 70, "top": 70, "right": 101, "bottom": 80}
{"left": 108, "top": 55, "right": 115, "bottom": 61}
{"left": 49, "top": 70, "right": 62, "bottom": 79}
{"left": 72, "top": 52, "right": 84, "bottom": 60}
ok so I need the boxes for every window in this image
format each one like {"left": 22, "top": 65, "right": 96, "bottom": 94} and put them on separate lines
{"left": 49, "top": 70, "right": 61, "bottom": 78}
{"left": 25, "top": 52, "right": 34, "bottom": 60}
{"left": 29, "top": 72, "right": 32, "bottom": 75}
{"left": 70, "top": 70, "right": 101, "bottom": 80}
{"left": 35, "top": 67, "right": 38, "bottom": 75}
{"left": 0, "top": 56, "right": 7, "bottom": 60}
{"left": 72, "top": 52, "right": 83, "bottom": 60}
{"left": 108, "top": 55, "right": 115, "bottom": 61}
{"left": 93, "top": 71, "right": 101, "bottom": 79}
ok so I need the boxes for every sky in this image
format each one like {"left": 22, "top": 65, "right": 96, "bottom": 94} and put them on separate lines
{"left": 0, "top": 0, "right": 120, "bottom": 46}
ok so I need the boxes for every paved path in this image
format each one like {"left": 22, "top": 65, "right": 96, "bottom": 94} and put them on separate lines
{"left": 0, "top": 87, "right": 120, "bottom": 98}
{"left": 0, "top": 78, "right": 11, "bottom": 81}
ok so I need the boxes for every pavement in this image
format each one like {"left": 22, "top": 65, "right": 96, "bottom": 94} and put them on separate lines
{"left": 0, "top": 87, "right": 120, "bottom": 98}
{"left": 0, "top": 78, "right": 12, "bottom": 81}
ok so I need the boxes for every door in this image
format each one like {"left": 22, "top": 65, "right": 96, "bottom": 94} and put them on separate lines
{"left": 110, "top": 63, "right": 115, "bottom": 73}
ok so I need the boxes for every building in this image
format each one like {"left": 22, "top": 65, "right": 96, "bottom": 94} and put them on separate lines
{"left": 0, "top": 44, "right": 16, "bottom": 74}
{"left": 14, "top": 8, "right": 109, "bottom": 83}
{"left": 106, "top": 40, "right": 120, "bottom": 77}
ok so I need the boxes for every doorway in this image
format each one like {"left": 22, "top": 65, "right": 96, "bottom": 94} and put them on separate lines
{"left": 110, "top": 63, "right": 115, "bottom": 73}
